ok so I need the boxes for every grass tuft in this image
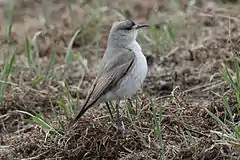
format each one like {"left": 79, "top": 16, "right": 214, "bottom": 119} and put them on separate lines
{"left": 126, "top": 100, "right": 150, "bottom": 148}
{"left": 151, "top": 100, "right": 164, "bottom": 160}
{"left": 0, "top": 0, "right": 15, "bottom": 104}
{"left": 0, "top": 48, "right": 16, "bottom": 103}
{"left": 16, "top": 110, "right": 63, "bottom": 136}
{"left": 206, "top": 54, "right": 240, "bottom": 147}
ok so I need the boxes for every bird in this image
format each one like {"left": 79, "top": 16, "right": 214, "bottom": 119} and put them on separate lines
{"left": 70, "top": 20, "right": 150, "bottom": 130}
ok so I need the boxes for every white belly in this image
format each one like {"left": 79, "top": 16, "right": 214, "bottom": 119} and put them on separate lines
{"left": 103, "top": 41, "right": 148, "bottom": 100}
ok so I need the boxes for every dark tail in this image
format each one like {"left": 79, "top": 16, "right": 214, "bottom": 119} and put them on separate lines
{"left": 69, "top": 107, "right": 89, "bottom": 127}
{"left": 69, "top": 91, "right": 100, "bottom": 127}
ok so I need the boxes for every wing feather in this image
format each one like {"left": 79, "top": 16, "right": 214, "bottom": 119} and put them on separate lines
{"left": 70, "top": 48, "right": 135, "bottom": 126}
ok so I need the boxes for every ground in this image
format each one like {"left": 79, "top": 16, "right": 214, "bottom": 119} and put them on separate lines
{"left": 0, "top": 0, "right": 240, "bottom": 159}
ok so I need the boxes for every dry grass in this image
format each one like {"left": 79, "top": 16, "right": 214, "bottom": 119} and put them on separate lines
{"left": 0, "top": 0, "right": 240, "bottom": 159}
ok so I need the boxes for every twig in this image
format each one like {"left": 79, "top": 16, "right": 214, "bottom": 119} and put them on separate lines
{"left": 20, "top": 151, "right": 49, "bottom": 160}
{"left": 202, "top": 81, "right": 225, "bottom": 92}
{"left": 183, "top": 80, "right": 222, "bottom": 93}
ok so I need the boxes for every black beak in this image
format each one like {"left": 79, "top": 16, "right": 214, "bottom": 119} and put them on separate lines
{"left": 133, "top": 24, "right": 149, "bottom": 29}
{"left": 133, "top": 23, "right": 162, "bottom": 29}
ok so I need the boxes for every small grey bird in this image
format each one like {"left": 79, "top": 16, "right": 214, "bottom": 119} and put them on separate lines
{"left": 70, "top": 20, "right": 149, "bottom": 130}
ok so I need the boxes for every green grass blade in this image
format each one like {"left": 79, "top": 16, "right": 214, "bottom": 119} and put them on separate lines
{"left": 17, "top": 110, "right": 62, "bottom": 135}
{"left": 126, "top": 105, "right": 149, "bottom": 148}
{"left": 205, "top": 108, "right": 231, "bottom": 133}
{"left": 36, "top": 111, "right": 49, "bottom": 124}
{"left": 32, "top": 76, "right": 45, "bottom": 87}
{"left": 57, "top": 99, "right": 69, "bottom": 120}
{"left": 236, "top": 92, "right": 240, "bottom": 117}
{"left": 151, "top": 100, "right": 164, "bottom": 159}
{"left": 234, "top": 55, "right": 240, "bottom": 90}
{"left": 45, "top": 53, "right": 56, "bottom": 79}
{"left": 50, "top": 99, "right": 64, "bottom": 131}
{"left": 25, "top": 36, "right": 31, "bottom": 66}
{"left": 223, "top": 96, "right": 234, "bottom": 122}
{"left": 126, "top": 100, "right": 135, "bottom": 115}
{"left": 65, "top": 29, "right": 81, "bottom": 65}
{"left": 66, "top": 84, "right": 71, "bottom": 104}
{"left": 56, "top": 116, "right": 64, "bottom": 131}
{"left": 0, "top": 48, "right": 16, "bottom": 103}
{"left": 109, "top": 101, "right": 115, "bottom": 113}
{"left": 164, "top": 23, "right": 175, "bottom": 42}
{"left": 6, "top": 1, "right": 14, "bottom": 45}
{"left": 224, "top": 66, "right": 237, "bottom": 90}
{"left": 66, "top": 83, "right": 74, "bottom": 115}
{"left": 0, "top": 146, "right": 9, "bottom": 149}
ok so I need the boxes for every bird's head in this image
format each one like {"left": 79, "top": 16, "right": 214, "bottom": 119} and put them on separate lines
{"left": 107, "top": 20, "right": 149, "bottom": 48}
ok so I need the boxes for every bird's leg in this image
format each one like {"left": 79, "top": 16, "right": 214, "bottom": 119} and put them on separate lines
{"left": 115, "top": 99, "right": 124, "bottom": 131}
{"left": 105, "top": 102, "right": 114, "bottom": 120}
{"left": 127, "top": 98, "right": 133, "bottom": 108}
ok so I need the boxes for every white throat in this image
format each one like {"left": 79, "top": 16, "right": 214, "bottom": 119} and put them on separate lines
{"left": 127, "top": 40, "right": 142, "bottom": 55}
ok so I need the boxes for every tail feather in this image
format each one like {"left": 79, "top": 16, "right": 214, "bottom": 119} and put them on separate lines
{"left": 69, "top": 85, "right": 101, "bottom": 127}
{"left": 69, "top": 106, "right": 89, "bottom": 127}
{"left": 69, "top": 97, "right": 98, "bottom": 127}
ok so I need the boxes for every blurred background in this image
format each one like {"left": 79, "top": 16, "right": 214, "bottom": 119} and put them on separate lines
{"left": 0, "top": 0, "right": 240, "bottom": 159}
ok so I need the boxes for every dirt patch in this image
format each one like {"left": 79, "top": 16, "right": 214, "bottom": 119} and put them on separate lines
{"left": 1, "top": 0, "right": 240, "bottom": 159}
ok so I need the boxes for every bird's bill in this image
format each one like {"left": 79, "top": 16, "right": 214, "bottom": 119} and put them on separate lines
{"left": 133, "top": 24, "right": 149, "bottom": 29}
{"left": 133, "top": 23, "right": 162, "bottom": 30}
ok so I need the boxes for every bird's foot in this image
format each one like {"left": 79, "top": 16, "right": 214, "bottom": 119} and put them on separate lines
{"left": 114, "top": 117, "right": 129, "bottom": 133}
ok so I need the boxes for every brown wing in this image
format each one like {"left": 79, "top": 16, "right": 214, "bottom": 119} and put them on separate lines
{"left": 70, "top": 48, "right": 135, "bottom": 126}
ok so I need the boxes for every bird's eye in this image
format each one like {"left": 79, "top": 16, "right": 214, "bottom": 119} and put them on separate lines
{"left": 125, "top": 20, "right": 135, "bottom": 30}
{"left": 130, "top": 20, "right": 135, "bottom": 26}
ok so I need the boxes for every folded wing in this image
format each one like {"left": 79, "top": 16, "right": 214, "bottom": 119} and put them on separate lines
{"left": 70, "top": 48, "right": 136, "bottom": 126}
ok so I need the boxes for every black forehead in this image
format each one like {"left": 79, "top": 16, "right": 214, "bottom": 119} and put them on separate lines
{"left": 118, "top": 20, "right": 135, "bottom": 28}
{"left": 124, "top": 20, "right": 135, "bottom": 25}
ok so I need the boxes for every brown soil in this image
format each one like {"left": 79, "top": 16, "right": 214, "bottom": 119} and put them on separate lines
{"left": 1, "top": 0, "right": 240, "bottom": 160}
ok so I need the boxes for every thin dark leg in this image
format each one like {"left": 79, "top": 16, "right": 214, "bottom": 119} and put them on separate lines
{"left": 115, "top": 99, "right": 123, "bottom": 131}
{"left": 105, "top": 102, "right": 114, "bottom": 120}
{"left": 127, "top": 98, "right": 133, "bottom": 108}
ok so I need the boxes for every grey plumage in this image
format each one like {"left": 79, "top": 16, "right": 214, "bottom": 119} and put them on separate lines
{"left": 70, "top": 20, "right": 149, "bottom": 128}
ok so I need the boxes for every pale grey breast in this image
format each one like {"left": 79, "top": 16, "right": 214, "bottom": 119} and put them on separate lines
{"left": 102, "top": 40, "right": 148, "bottom": 100}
